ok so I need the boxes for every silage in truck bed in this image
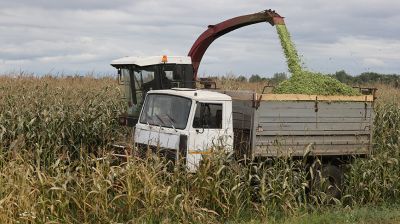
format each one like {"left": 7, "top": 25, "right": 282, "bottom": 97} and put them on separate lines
{"left": 273, "top": 24, "right": 360, "bottom": 96}
{"left": 273, "top": 71, "right": 360, "bottom": 95}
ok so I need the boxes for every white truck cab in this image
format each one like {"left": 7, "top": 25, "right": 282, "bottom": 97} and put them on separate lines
{"left": 134, "top": 88, "right": 234, "bottom": 171}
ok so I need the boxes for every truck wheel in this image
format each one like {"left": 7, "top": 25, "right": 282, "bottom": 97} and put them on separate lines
{"left": 313, "top": 164, "right": 344, "bottom": 199}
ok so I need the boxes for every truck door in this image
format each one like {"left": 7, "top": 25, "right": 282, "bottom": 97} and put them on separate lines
{"left": 187, "top": 101, "right": 231, "bottom": 170}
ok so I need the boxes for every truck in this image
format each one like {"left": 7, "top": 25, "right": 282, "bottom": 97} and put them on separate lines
{"left": 134, "top": 88, "right": 375, "bottom": 196}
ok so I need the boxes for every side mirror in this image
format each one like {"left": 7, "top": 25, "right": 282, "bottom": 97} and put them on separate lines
{"left": 117, "top": 69, "right": 123, "bottom": 85}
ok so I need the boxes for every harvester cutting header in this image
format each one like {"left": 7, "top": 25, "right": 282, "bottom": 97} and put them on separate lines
{"left": 111, "top": 9, "right": 285, "bottom": 126}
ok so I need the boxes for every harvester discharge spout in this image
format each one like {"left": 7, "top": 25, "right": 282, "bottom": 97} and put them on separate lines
{"left": 188, "top": 9, "right": 285, "bottom": 78}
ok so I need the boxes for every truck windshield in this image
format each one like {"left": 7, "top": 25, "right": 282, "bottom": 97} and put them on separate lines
{"left": 139, "top": 94, "right": 192, "bottom": 130}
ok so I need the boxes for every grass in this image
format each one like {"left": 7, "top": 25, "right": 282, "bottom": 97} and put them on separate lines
{"left": 281, "top": 205, "right": 400, "bottom": 224}
{"left": 0, "top": 75, "right": 399, "bottom": 223}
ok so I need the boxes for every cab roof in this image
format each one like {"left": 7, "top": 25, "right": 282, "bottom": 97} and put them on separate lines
{"left": 111, "top": 56, "right": 192, "bottom": 67}
{"left": 147, "top": 88, "right": 232, "bottom": 101}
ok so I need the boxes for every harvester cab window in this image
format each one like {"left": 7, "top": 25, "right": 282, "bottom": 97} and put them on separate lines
{"left": 140, "top": 69, "right": 157, "bottom": 93}
{"left": 135, "top": 70, "right": 155, "bottom": 90}
{"left": 162, "top": 64, "right": 185, "bottom": 88}
{"left": 128, "top": 68, "right": 155, "bottom": 115}
{"left": 165, "top": 71, "right": 173, "bottom": 80}
{"left": 142, "top": 71, "right": 155, "bottom": 84}
{"left": 193, "top": 103, "right": 222, "bottom": 129}
{"left": 120, "top": 69, "right": 132, "bottom": 101}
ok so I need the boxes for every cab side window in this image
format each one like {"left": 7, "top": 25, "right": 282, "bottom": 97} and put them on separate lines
{"left": 193, "top": 103, "right": 222, "bottom": 129}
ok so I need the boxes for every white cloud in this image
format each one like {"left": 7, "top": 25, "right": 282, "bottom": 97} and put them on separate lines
{"left": 37, "top": 53, "right": 99, "bottom": 63}
{"left": 0, "top": 0, "right": 399, "bottom": 76}
{"left": 302, "top": 36, "right": 400, "bottom": 59}
{"left": 363, "top": 58, "right": 385, "bottom": 67}
{"left": 296, "top": 36, "right": 400, "bottom": 74}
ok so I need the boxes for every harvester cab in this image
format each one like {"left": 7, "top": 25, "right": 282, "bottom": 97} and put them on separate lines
{"left": 111, "top": 56, "right": 196, "bottom": 126}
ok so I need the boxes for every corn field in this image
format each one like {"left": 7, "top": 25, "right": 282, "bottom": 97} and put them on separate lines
{"left": 0, "top": 76, "right": 399, "bottom": 223}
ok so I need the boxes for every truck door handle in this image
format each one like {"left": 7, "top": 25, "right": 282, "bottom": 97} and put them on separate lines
{"left": 195, "top": 128, "right": 204, "bottom": 134}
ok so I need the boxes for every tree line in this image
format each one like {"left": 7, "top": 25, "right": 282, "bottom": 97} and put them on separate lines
{"left": 330, "top": 71, "right": 400, "bottom": 87}
{"left": 226, "top": 71, "right": 400, "bottom": 87}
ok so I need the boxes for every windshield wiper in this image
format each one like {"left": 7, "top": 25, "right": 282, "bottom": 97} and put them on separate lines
{"left": 164, "top": 114, "right": 177, "bottom": 132}
{"left": 154, "top": 114, "right": 166, "bottom": 127}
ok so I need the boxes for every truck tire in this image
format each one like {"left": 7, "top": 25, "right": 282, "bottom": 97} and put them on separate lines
{"left": 312, "top": 164, "right": 344, "bottom": 200}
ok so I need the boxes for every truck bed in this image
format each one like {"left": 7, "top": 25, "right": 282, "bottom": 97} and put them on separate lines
{"left": 219, "top": 90, "right": 374, "bottom": 158}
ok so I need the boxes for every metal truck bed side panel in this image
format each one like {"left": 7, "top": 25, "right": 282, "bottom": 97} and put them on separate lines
{"left": 253, "top": 101, "right": 373, "bottom": 157}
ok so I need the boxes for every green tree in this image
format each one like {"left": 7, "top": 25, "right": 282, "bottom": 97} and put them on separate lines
{"left": 333, "top": 70, "right": 353, "bottom": 84}
{"left": 249, "top": 74, "right": 267, "bottom": 83}
{"left": 236, "top": 75, "right": 247, "bottom": 82}
{"left": 270, "top": 72, "right": 287, "bottom": 85}
{"left": 356, "top": 72, "right": 381, "bottom": 84}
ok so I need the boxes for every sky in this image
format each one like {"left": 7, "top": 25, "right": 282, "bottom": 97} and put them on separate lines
{"left": 0, "top": 0, "right": 399, "bottom": 77}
